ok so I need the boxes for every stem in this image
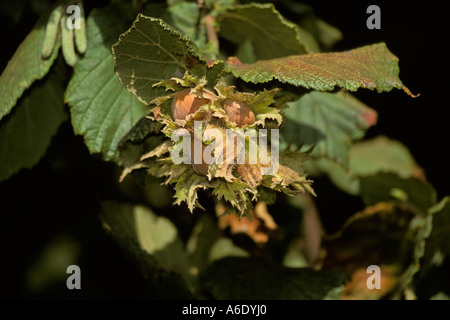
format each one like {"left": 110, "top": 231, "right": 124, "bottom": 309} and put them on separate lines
{"left": 195, "top": 0, "right": 219, "bottom": 49}
{"left": 204, "top": 15, "right": 219, "bottom": 47}
{"left": 194, "top": 0, "right": 206, "bottom": 42}
{"left": 197, "top": 0, "right": 205, "bottom": 9}
{"left": 298, "top": 193, "right": 324, "bottom": 268}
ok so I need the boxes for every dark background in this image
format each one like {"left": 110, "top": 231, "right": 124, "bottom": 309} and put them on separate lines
{"left": 304, "top": 1, "right": 449, "bottom": 197}
{"left": 298, "top": 1, "right": 449, "bottom": 237}
{"left": 0, "top": 1, "right": 447, "bottom": 299}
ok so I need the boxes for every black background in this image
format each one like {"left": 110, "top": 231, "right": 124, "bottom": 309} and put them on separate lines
{"left": 297, "top": 1, "right": 449, "bottom": 236}
{"left": 0, "top": 0, "right": 447, "bottom": 299}
{"left": 303, "top": 0, "right": 449, "bottom": 197}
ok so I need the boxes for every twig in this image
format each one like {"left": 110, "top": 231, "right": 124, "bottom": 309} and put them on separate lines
{"left": 204, "top": 14, "right": 219, "bottom": 47}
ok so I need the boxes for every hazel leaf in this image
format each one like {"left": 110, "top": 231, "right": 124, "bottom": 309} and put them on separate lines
{"left": 282, "top": 91, "right": 377, "bottom": 167}
{"left": 0, "top": 75, "right": 67, "bottom": 182}
{"left": 100, "top": 201, "right": 196, "bottom": 297}
{"left": 112, "top": 14, "right": 224, "bottom": 105}
{"left": 217, "top": 3, "right": 307, "bottom": 62}
{"left": 304, "top": 135, "right": 425, "bottom": 195}
{"left": 65, "top": 3, "right": 147, "bottom": 162}
{"left": 421, "top": 197, "right": 450, "bottom": 276}
{"left": 201, "top": 257, "right": 348, "bottom": 300}
{"left": 0, "top": 9, "right": 61, "bottom": 121}
{"left": 360, "top": 173, "right": 437, "bottom": 213}
{"left": 226, "top": 43, "right": 416, "bottom": 96}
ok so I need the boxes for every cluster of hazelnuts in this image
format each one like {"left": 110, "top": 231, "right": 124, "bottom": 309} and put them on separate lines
{"left": 170, "top": 89, "right": 256, "bottom": 176}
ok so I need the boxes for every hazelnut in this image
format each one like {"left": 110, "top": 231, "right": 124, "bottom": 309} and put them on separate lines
{"left": 188, "top": 133, "right": 232, "bottom": 176}
{"left": 236, "top": 164, "right": 262, "bottom": 188}
{"left": 235, "top": 152, "right": 271, "bottom": 187}
{"left": 222, "top": 99, "right": 255, "bottom": 126}
{"left": 171, "top": 89, "right": 210, "bottom": 121}
{"left": 188, "top": 138, "right": 209, "bottom": 176}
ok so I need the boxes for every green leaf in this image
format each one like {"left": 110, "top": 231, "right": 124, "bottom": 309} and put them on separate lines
{"left": 65, "top": 3, "right": 147, "bottom": 162}
{"left": 360, "top": 173, "right": 437, "bottom": 213}
{"left": 201, "top": 257, "right": 347, "bottom": 299}
{"left": 26, "top": 236, "right": 80, "bottom": 293}
{"left": 0, "top": 11, "right": 61, "bottom": 121}
{"left": 304, "top": 136, "right": 424, "bottom": 195}
{"left": 234, "top": 39, "right": 256, "bottom": 64}
{"left": 100, "top": 201, "right": 195, "bottom": 297}
{"left": 112, "top": 14, "right": 224, "bottom": 105}
{"left": 167, "top": 1, "right": 199, "bottom": 41}
{"left": 303, "top": 158, "right": 360, "bottom": 195}
{"left": 430, "top": 292, "right": 450, "bottom": 300}
{"left": 208, "top": 238, "right": 250, "bottom": 262}
{"left": 118, "top": 115, "right": 164, "bottom": 180}
{"left": 421, "top": 197, "right": 450, "bottom": 275}
{"left": 119, "top": 115, "right": 164, "bottom": 145}
{"left": 186, "top": 214, "right": 222, "bottom": 272}
{"left": 282, "top": 91, "right": 377, "bottom": 166}
{"left": 350, "top": 135, "right": 423, "bottom": 179}
{"left": 217, "top": 3, "right": 307, "bottom": 62}
{"left": 279, "top": 0, "right": 343, "bottom": 50}
{"left": 0, "top": 75, "right": 67, "bottom": 182}
{"left": 313, "top": 18, "right": 343, "bottom": 50}
{"left": 212, "top": 179, "right": 253, "bottom": 214}
{"left": 400, "top": 212, "right": 434, "bottom": 293}
{"left": 427, "top": 197, "right": 450, "bottom": 254}
{"left": 205, "top": 0, "right": 235, "bottom": 12}
{"left": 161, "top": 1, "right": 218, "bottom": 59}
{"left": 262, "top": 163, "right": 315, "bottom": 197}
{"left": 171, "top": 166, "right": 218, "bottom": 212}
{"left": 295, "top": 26, "right": 321, "bottom": 53}
{"left": 227, "top": 43, "right": 415, "bottom": 96}
{"left": 145, "top": 159, "right": 216, "bottom": 212}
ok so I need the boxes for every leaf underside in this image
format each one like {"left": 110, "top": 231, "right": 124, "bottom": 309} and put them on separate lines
{"left": 65, "top": 3, "right": 147, "bottom": 162}
{"left": 0, "top": 75, "right": 67, "bottom": 182}
{"left": 0, "top": 12, "right": 61, "bottom": 121}
{"left": 282, "top": 91, "right": 377, "bottom": 166}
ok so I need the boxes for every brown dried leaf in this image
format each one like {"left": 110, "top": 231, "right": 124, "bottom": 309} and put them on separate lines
{"left": 216, "top": 201, "right": 277, "bottom": 244}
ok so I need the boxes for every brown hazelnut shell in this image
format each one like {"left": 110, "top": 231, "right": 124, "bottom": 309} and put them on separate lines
{"left": 171, "top": 89, "right": 210, "bottom": 121}
{"left": 222, "top": 99, "right": 255, "bottom": 126}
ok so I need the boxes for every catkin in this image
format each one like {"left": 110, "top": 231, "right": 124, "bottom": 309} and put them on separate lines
{"left": 41, "top": 5, "right": 64, "bottom": 58}
{"left": 74, "top": 2, "right": 87, "bottom": 54}
{"left": 60, "top": 13, "right": 77, "bottom": 67}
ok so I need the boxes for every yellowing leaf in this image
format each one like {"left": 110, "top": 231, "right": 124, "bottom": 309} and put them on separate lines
{"left": 323, "top": 201, "right": 427, "bottom": 299}
{"left": 227, "top": 43, "right": 416, "bottom": 96}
